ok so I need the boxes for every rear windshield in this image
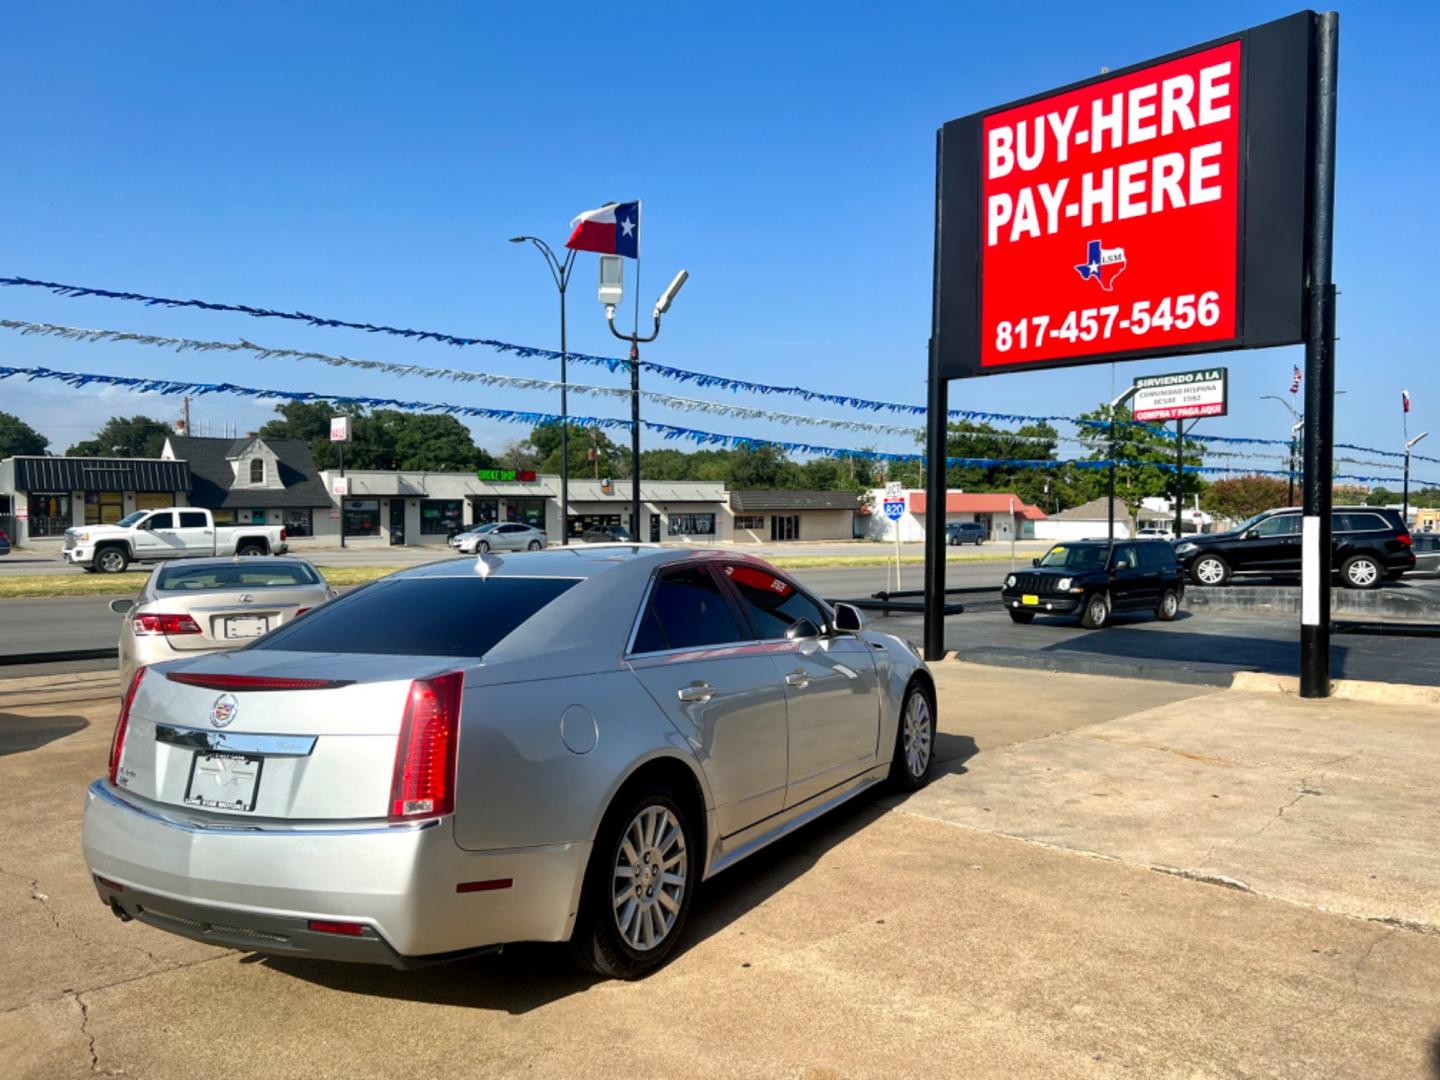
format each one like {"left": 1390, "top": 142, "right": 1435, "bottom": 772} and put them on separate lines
{"left": 1038, "top": 544, "right": 1109, "bottom": 570}
{"left": 248, "top": 576, "right": 580, "bottom": 657}
{"left": 158, "top": 562, "right": 320, "bottom": 591}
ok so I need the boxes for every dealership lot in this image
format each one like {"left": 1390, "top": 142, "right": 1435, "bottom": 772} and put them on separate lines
{"left": 4, "top": 663, "right": 1439, "bottom": 1079}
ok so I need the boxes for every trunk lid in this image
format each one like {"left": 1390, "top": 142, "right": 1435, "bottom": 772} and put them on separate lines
{"left": 112, "top": 651, "right": 463, "bottom": 822}
{"left": 145, "top": 585, "right": 328, "bottom": 652}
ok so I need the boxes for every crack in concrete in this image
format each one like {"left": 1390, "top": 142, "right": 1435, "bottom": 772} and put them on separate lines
{"left": 0, "top": 864, "right": 177, "bottom": 968}
{"left": 1276, "top": 925, "right": 1396, "bottom": 1035}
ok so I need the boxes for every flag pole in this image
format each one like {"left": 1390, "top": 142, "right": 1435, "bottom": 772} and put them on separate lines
{"left": 630, "top": 201, "right": 643, "bottom": 539}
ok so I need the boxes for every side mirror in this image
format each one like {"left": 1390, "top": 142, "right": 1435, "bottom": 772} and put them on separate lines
{"left": 1114, "top": 560, "right": 1130, "bottom": 571}
{"left": 785, "top": 618, "right": 821, "bottom": 641}
{"left": 1031, "top": 558, "right": 1041, "bottom": 567}
{"left": 832, "top": 602, "right": 866, "bottom": 633}
{"left": 109, "top": 598, "right": 135, "bottom": 615}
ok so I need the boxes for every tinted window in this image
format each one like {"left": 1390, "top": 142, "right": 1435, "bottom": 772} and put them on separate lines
{"left": 722, "top": 563, "right": 828, "bottom": 639}
{"left": 146, "top": 512, "right": 174, "bottom": 530}
{"left": 632, "top": 566, "right": 743, "bottom": 653}
{"left": 1111, "top": 544, "right": 1140, "bottom": 570}
{"left": 158, "top": 561, "right": 320, "bottom": 591}
{"left": 250, "top": 576, "right": 579, "bottom": 657}
{"left": 178, "top": 511, "right": 208, "bottom": 529}
{"left": 1252, "top": 514, "right": 1299, "bottom": 537}
{"left": 1138, "top": 542, "right": 1177, "bottom": 570}
{"left": 1038, "top": 544, "right": 1108, "bottom": 570}
{"left": 1335, "top": 512, "right": 1386, "bottom": 532}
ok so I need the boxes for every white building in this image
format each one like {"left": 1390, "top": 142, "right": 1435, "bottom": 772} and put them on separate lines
{"left": 863, "top": 490, "right": 1046, "bottom": 543}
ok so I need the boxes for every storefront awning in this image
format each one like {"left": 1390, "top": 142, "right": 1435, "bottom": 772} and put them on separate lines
{"left": 11, "top": 456, "right": 192, "bottom": 493}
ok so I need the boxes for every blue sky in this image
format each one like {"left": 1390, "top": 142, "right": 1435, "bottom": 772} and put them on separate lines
{"left": 1, "top": 2, "right": 1436, "bottom": 481}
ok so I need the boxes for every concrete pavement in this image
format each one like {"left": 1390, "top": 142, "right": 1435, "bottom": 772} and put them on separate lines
{"left": 4, "top": 664, "right": 1440, "bottom": 1077}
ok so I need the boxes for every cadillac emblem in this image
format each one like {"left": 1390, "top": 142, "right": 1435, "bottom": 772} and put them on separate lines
{"left": 210, "top": 693, "right": 239, "bottom": 728}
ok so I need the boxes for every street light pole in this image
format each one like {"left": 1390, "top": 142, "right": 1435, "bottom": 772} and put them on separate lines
{"left": 511, "top": 236, "right": 577, "bottom": 543}
{"left": 1106, "top": 387, "right": 1136, "bottom": 541}
{"left": 1404, "top": 432, "right": 1429, "bottom": 526}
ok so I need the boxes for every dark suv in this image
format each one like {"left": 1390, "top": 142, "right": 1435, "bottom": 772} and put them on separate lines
{"left": 947, "top": 522, "right": 986, "bottom": 546}
{"left": 1001, "top": 538, "right": 1185, "bottom": 629}
{"left": 1174, "top": 506, "right": 1414, "bottom": 589}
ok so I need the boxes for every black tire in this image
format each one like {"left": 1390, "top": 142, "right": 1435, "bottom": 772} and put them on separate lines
{"left": 1079, "top": 592, "right": 1110, "bottom": 630}
{"left": 94, "top": 546, "right": 129, "bottom": 574}
{"left": 477, "top": 540, "right": 491, "bottom": 554}
{"left": 889, "top": 679, "right": 936, "bottom": 791}
{"left": 1191, "top": 554, "right": 1231, "bottom": 587}
{"left": 1155, "top": 588, "right": 1181, "bottom": 621}
{"left": 237, "top": 542, "right": 266, "bottom": 557}
{"left": 527, "top": 540, "right": 542, "bottom": 551}
{"left": 1008, "top": 610, "right": 1035, "bottom": 624}
{"left": 1340, "top": 554, "right": 1382, "bottom": 590}
{"left": 570, "top": 787, "right": 697, "bottom": 980}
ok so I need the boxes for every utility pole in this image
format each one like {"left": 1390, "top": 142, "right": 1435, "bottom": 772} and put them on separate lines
{"left": 1107, "top": 388, "right": 1136, "bottom": 541}
{"left": 182, "top": 395, "right": 191, "bottom": 437}
{"left": 1174, "top": 420, "right": 1185, "bottom": 537}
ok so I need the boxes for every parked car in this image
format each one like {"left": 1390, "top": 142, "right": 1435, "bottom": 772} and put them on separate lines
{"left": 1174, "top": 506, "right": 1415, "bottom": 588}
{"left": 1001, "top": 538, "right": 1185, "bottom": 629}
{"left": 454, "top": 522, "right": 547, "bottom": 553}
{"left": 110, "top": 557, "right": 335, "bottom": 686}
{"left": 1411, "top": 532, "right": 1440, "bottom": 574}
{"left": 83, "top": 548, "right": 935, "bottom": 978}
{"left": 581, "top": 524, "right": 634, "bottom": 543}
{"left": 63, "top": 508, "right": 287, "bottom": 574}
{"left": 946, "top": 522, "right": 985, "bottom": 546}
{"left": 0, "top": 528, "right": 10, "bottom": 556}
{"left": 1136, "top": 526, "right": 1174, "bottom": 539}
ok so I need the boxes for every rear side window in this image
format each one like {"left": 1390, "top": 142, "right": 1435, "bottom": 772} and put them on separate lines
{"left": 1335, "top": 512, "right": 1387, "bottom": 533}
{"left": 250, "top": 576, "right": 579, "bottom": 657}
{"left": 1138, "top": 543, "right": 1178, "bottom": 570}
{"left": 178, "top": 511, "right": 209, "bottom": 528}
{"left": 721, "top": 563, "right": 828, "bottom": 640}
{"left": 159, "top": 562, "right": 320, "bottom": 590}
{"left": 632, "top": 566, "right": 743, "bottom": 653}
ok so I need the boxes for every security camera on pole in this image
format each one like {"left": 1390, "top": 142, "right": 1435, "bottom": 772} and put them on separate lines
{"left": 566, "top": 200, "right": 689, "bottom": 539}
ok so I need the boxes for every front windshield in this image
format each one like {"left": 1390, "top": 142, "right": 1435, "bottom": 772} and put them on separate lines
{"left": 116, "top": 511, "right": 148, "bottom": 528}
{"left": 1038, "top": 544, "right": 1110, "bottom": 570}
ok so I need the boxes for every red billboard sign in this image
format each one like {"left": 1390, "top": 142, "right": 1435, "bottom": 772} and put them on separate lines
{"left": 982, "top": 43, "right": 1240, "bottom": 368}
{"left": 932, "top": 12, "right": 1314, "bottom": 379}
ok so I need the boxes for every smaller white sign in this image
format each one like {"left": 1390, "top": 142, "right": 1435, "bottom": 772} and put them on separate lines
{"left": 331, "top": 476, "right": 350, "bottom": 497}
{"left": 1132, "top": 368, "right": 1228, "bottom": 423}
{"left": 330, "top": 416, "right": 351, "bottom": 442}
{"left": 329, "top": 508, "right": 340, "bottom": 520}
{"left": 882, "top": 498, "right": 907, "bottom": 521}
{"left": 884, "top": 481, "right": 904, "bottom": 498}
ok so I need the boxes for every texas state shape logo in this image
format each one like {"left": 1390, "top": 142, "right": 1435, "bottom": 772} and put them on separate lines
{"left": 1073, "top": 239, "right": 1127, "bottom": 291}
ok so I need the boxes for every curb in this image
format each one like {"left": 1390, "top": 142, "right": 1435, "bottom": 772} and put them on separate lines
{"left": 1184, "top": 584, "right": 1440, "bottom": 620}
{"left": 1229, "top": 671, "right": 1440, "bottom": 706}
{"left": 946, "top": 647, "right": 1239, "bottom": 687}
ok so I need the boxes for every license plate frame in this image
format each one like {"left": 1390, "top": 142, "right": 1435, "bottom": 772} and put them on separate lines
{"left": 183, "top": 751, "right": 264, "bottom": 812}
{"left": 223, "top": 615, "right": 270, "bottom": 640}
{"left": 1022, "top": 594, "right": 1040, "bottom": 606}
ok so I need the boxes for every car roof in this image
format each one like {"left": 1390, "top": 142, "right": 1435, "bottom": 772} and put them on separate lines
{"left": 393, "top": 544, "right": 754, "bottom": 584}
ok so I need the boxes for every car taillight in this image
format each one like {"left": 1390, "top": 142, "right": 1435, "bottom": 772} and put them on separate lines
{"left": 1398, "top": 532, "right": 1413, "bottom": 547}
{"left": 280, "top": 528, "right": 288, "bottom": 542}
{"left": 294, "top": 607, "right": 311, "bottom": 617}
{"left": 390, "top": 671, "right": 464, "bottom": 820}
{"left": 110, "top": 668, "right": 146, "bottom": 784}
{"left": 132, "top": 613, "right": 202, "bottom": 636}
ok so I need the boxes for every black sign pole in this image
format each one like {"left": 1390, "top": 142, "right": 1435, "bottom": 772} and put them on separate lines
{"left": 1300, "top": 11, "right": 1339, "bottom": 699}
{"left": 1175, "top": 420, "right": 1185, "bottom": 536}
{"left": 923, "top": 342, "right": 949, "bottom": 661}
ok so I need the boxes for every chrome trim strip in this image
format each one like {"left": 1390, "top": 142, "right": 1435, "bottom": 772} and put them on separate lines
{"left": 88, "top": 780, "right": 436, "bottom": 836}
{"left": 155, "top": 724, "right": 317, "bottom": 756}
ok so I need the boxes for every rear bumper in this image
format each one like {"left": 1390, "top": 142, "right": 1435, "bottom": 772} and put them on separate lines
{"left": 82, "top": 779, "right": 590, "bottom": 966}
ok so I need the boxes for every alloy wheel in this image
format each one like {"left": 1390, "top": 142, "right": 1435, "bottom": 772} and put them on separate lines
{"left": 1162, "top": 591, "right": 1179, "bottom": 617}
{"left": 903, "top": 692, "right": 933, "bottom": 777}
{"left": 1348, "top": 559, "right": 1379, "bottom": 587}
{"left": 1195, "top": 558, "right": 1226, "bottom": 585}
{"left": 611, "top": 804, "right": 688, "bottom": 952}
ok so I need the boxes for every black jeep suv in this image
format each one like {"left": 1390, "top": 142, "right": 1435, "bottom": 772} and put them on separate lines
{"left": 1174, "top": 506, "right": 1415, "bottom": 588}
{"left": 1001, "top": 538, "right": 1185, "bottom": 629}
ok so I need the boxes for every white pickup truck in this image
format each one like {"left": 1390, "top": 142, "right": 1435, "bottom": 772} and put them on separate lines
{"left": 63, "top": 507, "right": 289, "bottom": 573}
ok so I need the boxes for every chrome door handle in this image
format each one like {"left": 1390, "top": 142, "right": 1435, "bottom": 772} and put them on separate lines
{"left": 677, "top": 682, "right": 715, "bottom": 703}
{"left": 785, "top": 670, "right": 810, "bottom": 688}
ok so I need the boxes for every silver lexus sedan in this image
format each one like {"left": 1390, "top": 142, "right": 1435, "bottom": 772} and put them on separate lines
{"left": 83, "top": 545, "right": 936, "bottom": 978}
{"left": 111, "top": 557, "right": 335, "bottom": 686}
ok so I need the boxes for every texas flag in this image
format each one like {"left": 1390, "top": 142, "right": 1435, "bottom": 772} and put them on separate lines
{"left": 565, "top": 201, "right": 640, "bottom": 258}
{"left": 1403, "top": 389, "right": 1412, "bottom": 413}
{"left": 1073, "top": 239, "right": 1126, "bottom": 291}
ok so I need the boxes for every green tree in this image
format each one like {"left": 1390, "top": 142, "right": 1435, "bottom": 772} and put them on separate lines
{"left": 0, "top": 411, "right": 49, "bottom": 457}
{"left": 1365, "top": 487, "right": 1402, "bottom": 507}
{"left": 1202, "top": 475, "right": 1290, "bottom": 522}
{"left": 1074, "top": 405, "right": 1206, "bottom": 522}
{"left": 529, "top": 422, "right": 630, "bottom": 478}
{"left": 68, "top": 415, "right": 173, "bottom": 458}
{"left": 726, "top": 444, "right": 801, "bottom": 489}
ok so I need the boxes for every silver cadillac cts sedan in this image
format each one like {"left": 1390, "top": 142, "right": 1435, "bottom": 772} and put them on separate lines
{"left": 82, "top": 545, "right": 936, "bottom": 979}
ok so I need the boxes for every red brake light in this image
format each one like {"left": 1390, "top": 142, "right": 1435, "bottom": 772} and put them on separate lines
{"left": 390, "top": 672, "right": 464, "bottom": 820}
{"left": 280, "top": 528, "right": 288, "bottom": 542}
{"left": 1398, "top": 532, "right": 1413, "bottom": 548}
{"left": 165, "top": 672, "right": 352, "bottom": 691}
{"left": 132, "top": 613, "right": 202, "bottom": 636}
{"left": 308, "top": 919, "right": 365, "bottom": 936}
{"left": 110, "top": 668, "right": 146, "bottom": 784}
{"left": 294, "top": 607, "right": 311, "bottom": 618}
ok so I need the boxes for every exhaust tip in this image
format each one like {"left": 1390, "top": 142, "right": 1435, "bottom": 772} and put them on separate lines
{"left": 109, "top": 901, "right": 133, "bottom": 923}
